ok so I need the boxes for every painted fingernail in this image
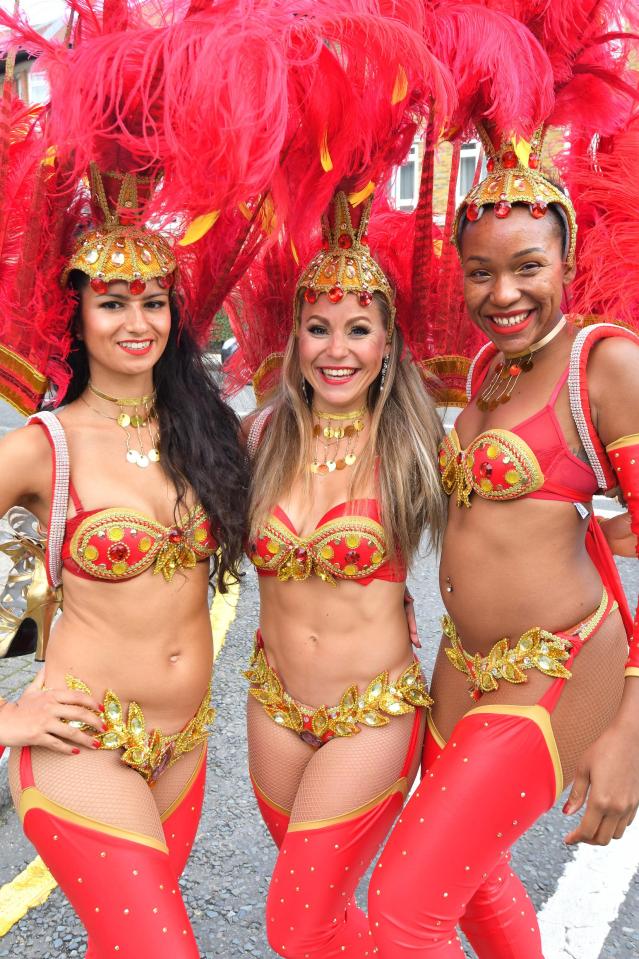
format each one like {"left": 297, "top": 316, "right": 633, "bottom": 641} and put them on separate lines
{"left": 101, "top": 723, "right": 108, "bottom": 731}
{"left": 98, "top": 704, "right": 105, "bottom": 713}
{"left": 72, "top": 747, "right": 80, "bottom": 755}
{"left": 563, "top": 801, "right": 573, "bottom": 814}
{"left": 92, "top": 739, "right": 101, "bottom": 749}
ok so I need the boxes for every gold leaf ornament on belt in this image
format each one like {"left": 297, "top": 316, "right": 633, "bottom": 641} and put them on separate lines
{"left": 443, "top": 615, "right": 572, "bottom": 700}
{"left": 66, "top": 676, "right": 214, "bottom": 783}
{"left": 244, "top": 643, "right": 433, "bottom": 744}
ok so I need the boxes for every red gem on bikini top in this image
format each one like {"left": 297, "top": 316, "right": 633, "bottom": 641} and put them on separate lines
{"left": 438, "top": 427, "right": 544, "bottom": 508}
{"left": 64, "top": 505, "right": 217, "bottom": 582}
{"left": 248, "top": 501, "right": 402, "bottom": 586}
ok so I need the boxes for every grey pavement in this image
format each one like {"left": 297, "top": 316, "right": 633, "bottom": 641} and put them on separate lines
{"left": 0, "top": 403, "right": 638, "bottom": 957}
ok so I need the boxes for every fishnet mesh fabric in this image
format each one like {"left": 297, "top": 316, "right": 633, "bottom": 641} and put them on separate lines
{"left": 248, "top": 694, "right": 422, "bottom": 824}
{"left": 430, "top": 608, "right": 627, "bottom": 786}
{"left": 9, "top": 742, "right": 205, "bottom": 844}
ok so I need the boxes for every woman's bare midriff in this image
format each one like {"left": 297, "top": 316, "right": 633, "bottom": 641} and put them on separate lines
{"left": 44, "top": 561, "right": 213, "bottom": 732}
{"left": 258, "top": 575, "right": 411, "bottom": 706}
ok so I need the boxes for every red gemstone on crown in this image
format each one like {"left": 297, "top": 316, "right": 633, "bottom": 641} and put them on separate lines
{"left": 486, "top": 158, "right": 495, "bottom": 173}
{"left": 157, "top": 273, "right": 174, "bottom": 289}
{"left": 528, "top": 154, "right": 539, "bottom": 169}
{"left": 328, "top": 286, "right": 344, "bottom": 303}
{"left": 358, "top": 290, "right": 373, "bottom": 307}
{"left": 90, "top": 278, "right": 108, "bottom": 294}
{"left": 530, "top": 201, "right": 547, "bottom": 219}
{"left": 361, "top": 233, "right": 369, "bottom": 245}
{"left": 494, "top": 200, "right": 512, "bottom": 218}
{"left": 304, "top": 288, "right": 319, "bottom": 304}
{"left": 338, "top": 234, "right": 353, "bottom": 249}
{"left": 466, "top": 202, "right": 481, "bottom": 222}
{"left": 168, "top": 528, "right": 183, "bottom": 544}
{"left": 129, "top": 279, "right": 146, "bottom": 295}
{"left": 502, "top": 150, "right": 517, "bottom": 169}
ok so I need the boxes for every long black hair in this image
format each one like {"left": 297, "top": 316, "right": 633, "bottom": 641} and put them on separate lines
{"left": 64, "top": 272, "right": 249, "bottom": 591}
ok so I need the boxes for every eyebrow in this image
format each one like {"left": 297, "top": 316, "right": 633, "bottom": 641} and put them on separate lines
{"left": 466, "top": 246, "right": 546, "bottom": 264}
{"left": 96, "top": 292, "right": 168, "bottom": 300}
{"left": 304, "top": 314, "right": 373, "bottom": 323}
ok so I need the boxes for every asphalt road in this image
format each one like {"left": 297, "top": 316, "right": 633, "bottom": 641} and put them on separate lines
{"left": 0, "top": 401, "right": 638, "bottom": 958}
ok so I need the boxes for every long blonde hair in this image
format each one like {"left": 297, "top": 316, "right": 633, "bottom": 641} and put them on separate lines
{"left": 249, "top": 296, "right": 447, "bottom": 564}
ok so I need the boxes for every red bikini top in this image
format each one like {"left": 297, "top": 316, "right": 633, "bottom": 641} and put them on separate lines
{"left": 247, "top": 499, "right": 405, "bottom": 586}
{"left": 28, "top": 412, "right": 216, "bottom": 585}
{"left": 439, "top": 361, "right": 598, "bottom": 507}
{"left": 62, "top": 483, "right": 217, "bottom": 583}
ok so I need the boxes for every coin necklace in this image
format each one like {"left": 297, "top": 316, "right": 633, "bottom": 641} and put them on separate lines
{"left": 86, "top": 383, "right": 160, "bottom": 468}
{"left": 310, "top": 407, "right": 366, "bottom": 474}
{"left": 477, "top": 316, "right": 567, "bottom": 412}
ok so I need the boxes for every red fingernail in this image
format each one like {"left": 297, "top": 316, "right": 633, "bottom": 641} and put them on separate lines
{"left": 72, "top": 747, "right": 80, "bottom": 755}
{"left": 563, "top": 802, "right": 573, "bottom": 814}
{"left": 98, "top": 704, "right": 105, "bottom": 713}
{"left": 92, "top": 739, "right": 101, "bottom": 748}
{"left": 101, "top": 723, "right": 108, "bottom": 731}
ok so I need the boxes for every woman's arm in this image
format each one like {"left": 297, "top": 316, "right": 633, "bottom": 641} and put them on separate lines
{"left": 599, "top": 512, "right": 636, "bottom": 557}
{"left": 564, "top": 336, "right": 639, "bottom": 844}
{"left": 0, "top": 424, "right": 102, "bottom": 752}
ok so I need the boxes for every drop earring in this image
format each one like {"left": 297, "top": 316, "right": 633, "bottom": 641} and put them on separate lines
{"left": 379, "top": 355, "right": 390, "bottom": 392}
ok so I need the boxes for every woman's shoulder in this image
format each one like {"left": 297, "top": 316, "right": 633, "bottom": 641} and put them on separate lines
{"left": 0, "top": 417, "right": 53, "bottom": 503}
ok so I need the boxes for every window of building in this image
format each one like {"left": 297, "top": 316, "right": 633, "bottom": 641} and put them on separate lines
{"left": 391, "top": 139, "right": 420, "bottom": 211}
{"left": 457, "top": 141, "right": 485, "bottom": 202}
{"left": 27, "top": 69, "right": 49, "bottom": 105}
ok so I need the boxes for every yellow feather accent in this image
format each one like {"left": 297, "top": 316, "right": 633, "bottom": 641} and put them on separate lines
{"left": 320, "top": 129, "right": 333, "bottom": 172}
{"left": 178, "top": 210, "right": 220, "bottom": 246}
{"left": 347, "top": 180, "right": 375, "bottom": 206}
{"left": 238, "top": 202, "right": 253, "bottom": 221}
{"left": 391, "top": 65, "right": 408, "bottom": 105}
{"left": 513, "top": 137, "right": 532, "bottom": 167}
{"left": 290, "top": 237, "right": 299, "bottom": 265}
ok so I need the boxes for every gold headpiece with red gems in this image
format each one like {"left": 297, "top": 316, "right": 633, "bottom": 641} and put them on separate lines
{"left": 62, "top": 163, "right": 177, "bottom": 294}
{"left": 295, "top": 192, "right": 395, "bottom": 342}
{"left": 452, "top": 124, "right": 577, "bottom": 267}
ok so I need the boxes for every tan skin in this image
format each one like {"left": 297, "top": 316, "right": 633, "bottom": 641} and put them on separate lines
{"left": 256, "top": 294, "right": 413, "bottom": 707}
{"left": 0, "top": 278, "right": 212, "bottom": 752}
{"left": 432, "top": 205, "right": 639, "bottom": 846}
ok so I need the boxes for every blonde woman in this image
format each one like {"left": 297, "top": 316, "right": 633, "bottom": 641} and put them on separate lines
{"left": 241, "top": 193, "right": 446, "bottom": 959}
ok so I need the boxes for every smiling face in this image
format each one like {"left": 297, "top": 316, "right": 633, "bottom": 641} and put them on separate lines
{"left": 297, "top": 292, "right": 389, "bottom": 413}
{"left": 459, "top": 204, "right": 576, "bottom": 355}
{"left": 78, "top": 277, "right": 171, "bottom": 387}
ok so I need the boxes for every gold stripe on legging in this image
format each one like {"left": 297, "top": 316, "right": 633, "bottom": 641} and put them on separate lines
{"left": 160, "top": 743, "right": 207, "bottom": 823}
{"left": 288, "top": 776, "right": 408, "bottom": 832}
{"left": 605, "top": 433, "right": 639, "bottom": 452}
{"left": 464, "top": 704, "right": 564, "bottom": 802}
{"left": 19, "top": 788, "right": 169, "bottom": 853}
{"left": 250, "top": 774, "right": 293, "bottom": 817}
{"left": 625, "top": 667, "right": 639, "bottom": 678}
{"left": 427, "top": 711, "right": 446, "bottom": 749}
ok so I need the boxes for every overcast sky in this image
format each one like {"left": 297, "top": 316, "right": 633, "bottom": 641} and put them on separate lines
{"left": 0, "top": 0, "right": 66, "bottom": 19}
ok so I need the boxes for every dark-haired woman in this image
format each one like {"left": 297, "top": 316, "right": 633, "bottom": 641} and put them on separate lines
{"left": 370, "top": 142, "right": 639, "bottom": 957}
{"left": 0, "top": 220, "right": 248, "bottom": 956}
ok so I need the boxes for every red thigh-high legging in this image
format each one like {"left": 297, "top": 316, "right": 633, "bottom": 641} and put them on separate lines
{"left": 17, "top": 744, "right": 206, "bottom": 959}
{"left": 253, "top": 706, "right": 424, "bottom": 959}
{"left": 368, "top": 685, "right": 567, "bottom": 958}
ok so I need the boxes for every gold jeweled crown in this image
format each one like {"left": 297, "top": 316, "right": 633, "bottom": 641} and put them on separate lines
{"left": 62, "top": 163, "right": 176, "bottom": 293}
{"left": 452, "top": 124, "right": 577, "bottom": 267}
{"left": 295, "top": 192, "right": 395, "bottom": 341}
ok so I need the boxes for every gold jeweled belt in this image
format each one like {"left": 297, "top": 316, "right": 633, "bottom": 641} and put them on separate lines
{"left": 66, "top": 675, "right": 215, "bottom": 783}
{"left": 443, "top": 589, "right": 613, "bottom": 701}
{"left": 244, "top": 636, "right": 433, "bottom": 748}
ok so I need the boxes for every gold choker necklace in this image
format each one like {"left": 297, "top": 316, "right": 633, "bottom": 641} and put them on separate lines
{"left": 86, "top": 383, "right": 160, "bottom": 468}
{"left": 310, "top": 407, "right": 366, "bottom": 474}
{"left": 478, "top": 316, "right": 567, "bottom": 412}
